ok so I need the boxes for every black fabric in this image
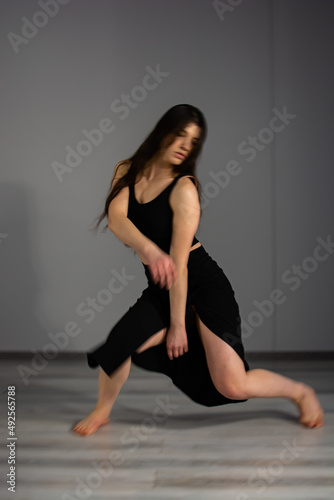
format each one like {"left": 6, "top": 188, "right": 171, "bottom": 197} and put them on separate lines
{"left": 87, "top": 245, "right": 250, "bottom": 408}
{"left": 127, "top": 174, "right": 199, "bottom": 253}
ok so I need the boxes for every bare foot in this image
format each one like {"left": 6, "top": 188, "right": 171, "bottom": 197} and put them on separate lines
{"left": 73, "top": 408, "right": 110, "bottom": 436}
{"left": 294, "top": 384, "right": 324, "bottom": 428}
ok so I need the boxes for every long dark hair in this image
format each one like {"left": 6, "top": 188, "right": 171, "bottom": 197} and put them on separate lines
{"left": 92, "top": 104, "right": 207, "bottom": 232}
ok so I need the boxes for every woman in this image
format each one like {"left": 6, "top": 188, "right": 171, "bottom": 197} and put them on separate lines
{"left": 74, "top": 104, "right": 323, "bottom": 436}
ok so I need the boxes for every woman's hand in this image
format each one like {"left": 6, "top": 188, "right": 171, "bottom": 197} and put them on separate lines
{"left": 146, "top": 245, "right": 178, "bottom": 290}
{"left": 166, "top": 324, "right": 188, "bottom": 360}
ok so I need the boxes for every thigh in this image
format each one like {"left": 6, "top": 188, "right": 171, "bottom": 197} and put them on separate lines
{"left": 135, "top": 327, "right": 167, "bottom": 353}
{"left": 193, "top": 309, "right": 248, "bottom": 395}
{"left": 188, "top": 247, "right": 249, "bottom": 376}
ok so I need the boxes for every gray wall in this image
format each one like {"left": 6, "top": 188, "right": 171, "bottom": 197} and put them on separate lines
{"left": 1, "top": 0, "right": 333, "bottom": 354}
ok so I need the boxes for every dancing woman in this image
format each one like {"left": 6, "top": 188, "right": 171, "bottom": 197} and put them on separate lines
{"left": 74, "top": 104, "right": 323, "bottom": 436}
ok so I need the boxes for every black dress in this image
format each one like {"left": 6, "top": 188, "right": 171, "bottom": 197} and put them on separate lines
{"left": 87, "top": 174, "right": 250, "bottom": 407}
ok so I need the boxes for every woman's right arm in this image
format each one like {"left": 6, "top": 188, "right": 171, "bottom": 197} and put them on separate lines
{"left": 107, "top": 164, "right": 177, "bottom": 289}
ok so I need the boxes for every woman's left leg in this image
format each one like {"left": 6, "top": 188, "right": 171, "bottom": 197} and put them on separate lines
{"left": 194, "top": 313, "right": 324, "bottom": 428}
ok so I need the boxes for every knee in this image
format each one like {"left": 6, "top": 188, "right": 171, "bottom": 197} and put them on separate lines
{"left": 213, "top": 378, "right": 248, "bottom": 400}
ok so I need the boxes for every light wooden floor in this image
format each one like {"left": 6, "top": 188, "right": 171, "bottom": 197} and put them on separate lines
{"left": 0, "top": 354, "right": 333, "bottom": 500}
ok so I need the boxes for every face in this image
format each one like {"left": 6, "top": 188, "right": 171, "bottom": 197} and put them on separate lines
{"left": 160, "top": 123, "right": 202, "bottom": 165}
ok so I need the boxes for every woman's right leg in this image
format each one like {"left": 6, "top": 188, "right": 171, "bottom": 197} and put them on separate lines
{"left": 73, "top": 328, "right": 167, "bottom": 436}
{"left": 73, "top": 358, "right": 131, "bottom": 436}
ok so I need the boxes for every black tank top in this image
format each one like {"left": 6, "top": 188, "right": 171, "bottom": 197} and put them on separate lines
{"left": 127, "top": 174, "right": 199, "bottom": 254}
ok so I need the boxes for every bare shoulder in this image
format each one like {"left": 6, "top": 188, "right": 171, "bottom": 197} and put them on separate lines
{"left": 113, "top": 160, "right": 131, "bottom": 181}
{"left": 174, "top": 175, "right": 199, "bottom": 196}
{"left": 108, "top": 161, "right": 131, "bottom": 215}
{"left": 170, "top": 175, "right": 200, "bottom": 209}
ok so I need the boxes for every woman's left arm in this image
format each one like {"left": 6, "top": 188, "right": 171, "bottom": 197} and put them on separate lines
{"left": 167, "top": 177, "right": 201, "bottom": 360}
